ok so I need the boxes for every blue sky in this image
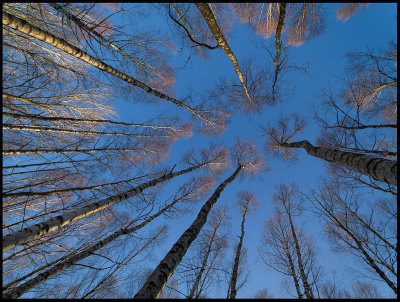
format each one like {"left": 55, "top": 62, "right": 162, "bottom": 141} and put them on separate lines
{"left": 5, "top": 3, "right": 396, "bottom": 298}
{"left": 106, "top": 3, "right": 397, "bottom": 298}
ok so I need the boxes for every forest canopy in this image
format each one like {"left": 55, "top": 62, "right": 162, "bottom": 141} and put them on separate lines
{"left": 2, "top": 3, "right": 397, "bottom": 299}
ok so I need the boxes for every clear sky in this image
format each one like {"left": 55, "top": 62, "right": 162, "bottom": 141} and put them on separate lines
{"left": 107, "top": 3, "right": 397, "bottom": 298}
{"left": 5, "top": 3, "right": 396, "bottom": 299}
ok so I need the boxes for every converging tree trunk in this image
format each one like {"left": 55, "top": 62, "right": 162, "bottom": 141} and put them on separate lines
{"left": 272, "top": 3, "right": 287, "bottom": 93}
{"left": 282, "top": 140, "right": 397, "bottom": 186}
{"left": 195, "top": 3, "right": 253, "bottom": 106}
{"left": 2, "top": 12, "right": 209, "bottom": 124}
{"left": 134, "top": 165, "right": 243, "bottom": 299}
{"left": 2, "top": 183, "right": 199, "bottom": 299}
{"left": 228, "top": 207, "right": 247, "bottom": 299}
{"left": 309, "top": 186, "right": 398, "bottom": 294}
{"left": 286, "top": 248, "right": 304, "bottom": 299}
{"left": 187, "top": 221, "right": 220, "bottom": 299}
{"left": 287, "top": 215, "right": 314, "bottom": 299}
{"left": 3, "top": 162, "right": 210, "bottom": 253}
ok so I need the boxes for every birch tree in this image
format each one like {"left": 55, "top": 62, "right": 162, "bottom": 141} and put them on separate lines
{"left": 133, "top": 165, "right": 242, "bottom": 299}
{"left": 134, "top": 140, "right": 264, "bottom": 298}
{"left": 2, "top": 10, "right": 224, "bottom": 130}
{"left": 227, "top": 191, "right": 258, "bottom": 299}
{"left": 195, "top": 3, "right": 254, "bottom": 109}
{"left": 3, "top": 146, "right": 228, "bottom": 253}
{"left": 264, "top": 113, "right": 397, "bottom": 186}
{"left": 3, "top": 175, "right": 214, "bottom": 298}
{"left": 313, "top": 41, "right": 397, "bottom": 194}
{"left": 272, "top": 184, "right": 316, "bottom": 299}
{"left": 48, "top": 3, "right": 175, "bottom": 93}
{"left": 305, "top": 180, "right": 397, "bottom": 294}
{"left": 183, "top": 206, "right": 229, "bottom": 299}
{"left": 260, "top": 213, "right": 304, "bottom": 298}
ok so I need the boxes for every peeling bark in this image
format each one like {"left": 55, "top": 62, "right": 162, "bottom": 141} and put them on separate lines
{"left": 134, "top": 165, "right": 242, "bottom": 299}
{"left": 282, "top": 140, "right": 397, "bottom": 186}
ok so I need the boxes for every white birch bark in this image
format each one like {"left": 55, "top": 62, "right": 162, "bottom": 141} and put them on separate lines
{"left": 282, "top": 140, "right": 397, "bottom": 186}
{"left": 195, "top": 3, "right": 253, "bottom": 106}
{"left": 3, "top": 162, "right": 209, "bottom": 252}
{"left": 2, "top": 11, "right": 208, "bottom": 123}
{"left": 2, "top": 184, "right": 193, "bottom": 299}
{"left": 134, "top": 165, "right": 243, "bottom": 299}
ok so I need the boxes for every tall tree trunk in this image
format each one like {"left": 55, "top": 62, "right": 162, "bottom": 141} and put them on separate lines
{"left": 187, "top": 223, "right": 219, "bottom": 299}
{"left": 3, "top": 112, "right": 177, "bottom": 131}
{"left": 3, "top": 174, "right": 162, "bottom": 198}
{"left": 3, "top": 147, "right": 159, "bottom": 156}
{"left": 2, "top": 12, "right": 209, "bottom": 123}
{"left": 3, "top": 186, "right": 195, "bottom": 299}
{"left": 316, "top": 199, "right": 398, "bottom": 294}
{"left": 282, "top": 140, "right": 397, "bottom": 186}
{"left": 352, "top": 237, "right": 397, "bottom": 294}
{"left": 3, "top": 162, "right": 210, "bottom": 253}
{"left": 337, "top": 220, "right": 398, "bottom": 294}
{"left": 286, "top": 249, "right": 303, "bottom": 299}
{"left": 195, "top": 3, "right": 253, "bottom": 106}
{"left": 228, "top": 207, "right": 248, "bottom": 299}
{"left": 195, "top": 250, "right": 220, "bottom": 299}
{"left": 134, "top": 165, "right": 243, "bottom": 299}
{"left": 272, "top": 3, "right": 286, "bottom": 93}
{"left": 287, "top": 214, "right": 314, "bottom": 299}
{"left": 3, "top": 124, "right": 167, "bottom": 138}
{"left": 335, "top": 198, "right": 397, "bottom": 252}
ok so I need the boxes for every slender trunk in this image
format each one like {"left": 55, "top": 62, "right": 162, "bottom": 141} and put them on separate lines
{"left": 362, "top": 241, "right": 397, "bottom": 277}
{"left": 4, "top": 147, "right": 158, "bottom": 156}
{"left": 317, "top": 200, "right": 398, "bottom": 294}
{"left": 282, "top": 140, "right": 397, "bottom": 186}
{"left": 327, "top": 124, "right": 397, "bottom": 130}
{"left": 3, "top": 162, "right": 209, "bottom": 252}
{"left": 187, "top": 225, "right": 219, "bottom": 299}
{"left": 195, "top": 249, "right": 219, "bottom": 298}
{"left": 3, "top": 112, "right": 177, "bottom": 131}
{"left": 272, "top": 3, "right": 286, "bottom": 93}
{"left": 353, "top": 238, "right": 397, "bottom": 294}
{"left": 134, "top": 165, "right": 243, "bottom": 299}
{"left": 287, "top": 214, "right": 314, "bottom": 299}
{"left": 2, "top": 12, "right": 208, "bottom": 123}
{"left": 3, "top": 158, "right": 98, "bottom": 170}
{"left": 286, "top": 249, "right": 303, "bottom": 299}
{"left": 49, "top": 3, "right": 160, "bottom": 74}
{"left": 3, "top": 124, "right": 168, "bottom": 138}
{"left": 3, "top": 174, "right": 163, "bottom": 198}
{"left": 3, "top": 186, "right": 193, "bottom": 299}
{"left": 336, "top": 199, "right": 397, "bottom": 252}
{"left": 81, "top": 227, "right": 164, "bottom": 299}
{"left": 228, "top": 207, "right": 248, "bottom": 299}
{"left": 3, "top": 252, "right": 72, "bottom": 292}
{"left": 195, "top": 3, "right": 253, "bottom": 106}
